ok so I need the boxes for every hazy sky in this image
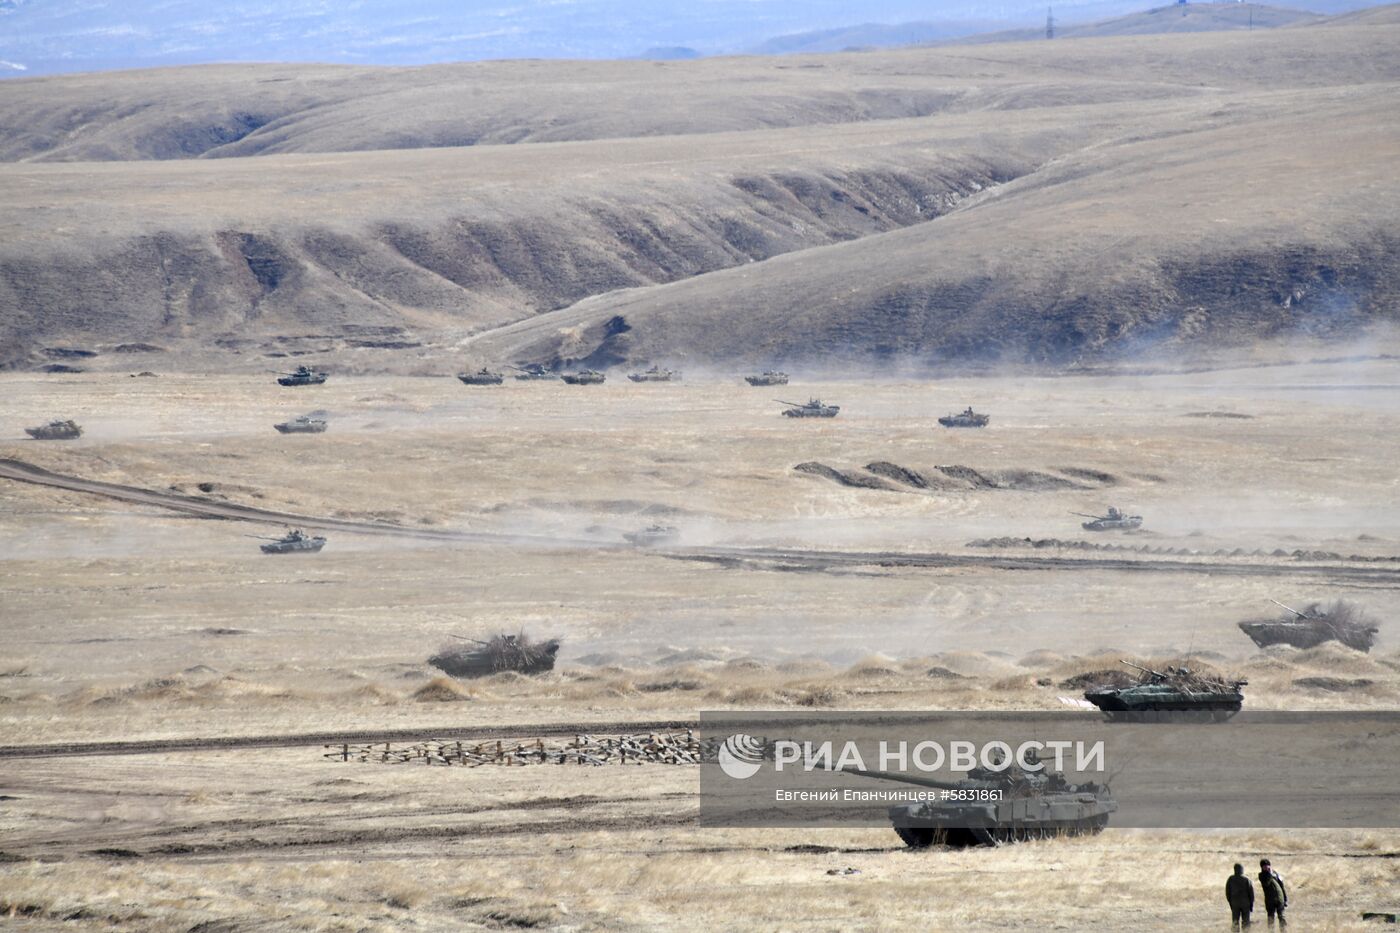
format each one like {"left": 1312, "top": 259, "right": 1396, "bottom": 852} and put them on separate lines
{"left": 0, "top": 0, "right": 1374, "bottom": 76}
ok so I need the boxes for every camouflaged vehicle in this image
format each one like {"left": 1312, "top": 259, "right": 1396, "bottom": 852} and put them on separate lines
{"left": 276, "top": 365, "right": 328, "bottom": 386}
{"left": 1075, "top": 507, "right": 1143, "bottom": 531}
{"left": 458, "top": 368, "right": 505, "bottom": 385}
{"left": 1239, "top": 599, "right": 1379, "bottom": 653}
{"left": 511, "top": 364, "right": 557, "bottom": 381}
{"left": 937, "top": 407, "right": 990, "bottom": 428}
{"left": 561, "top": 369, "right": 607, "bottom": 385}
{"left": 25, "top": 419, "right": 82, "bottom": 440}
{"left": 778, "top": 398, "right": 839, "bottom": 418}
{"left": 628, "top": 365, "right": 680, "bottom": 382}
{"left": 250, "top": 529, "right": 327, "bottom": 554}
{"left": 1083, "top": 661, "right": 1246, "bottom": 721}
{"left": 852, "top": 753, "right": 1117, "bottom": 848}
{"left": 745, "top": 371, "right": 789, "bottom": 386}
{"left": 274, "top": 415, "right": 328, "bottom": 434}
{"left": 623, "top": 524, "right": 679, "bottom": 547}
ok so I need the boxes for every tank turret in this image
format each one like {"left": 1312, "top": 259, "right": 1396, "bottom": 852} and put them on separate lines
{"left": 457, "top": 367, "right": 505, "bottom": 385}
{"left": 1073, "top": 507, "right": 1143, "bottom": 531}
{"left": 937, "top": 407, "right": 990, "bottom": 428}
{"left": 275, "top": 365, "right": 328, "bottom": 387}
{"left": 777, "top": 398, "right": 839, "bottom": 418}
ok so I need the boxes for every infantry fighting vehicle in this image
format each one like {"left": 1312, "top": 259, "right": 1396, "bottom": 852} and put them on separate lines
{"left": 1083, "top": 661, "right": 1246, "bottom": 721}
{"left": 628, "top": 365, "right": 680, "bottom": 382}
{"left": 851, "top": 755, "right": 1117, "bottom": 847}
{"left": 624, "top": 524, "right": 679, "bottom": 547}
{"left": 1074, "top": 507, "right": 1143, "bottom": 531}
{"left": 778, "top": 398, "right": 839, "bottom": 418}
{"left": 1239, "top": 599, "right": 1379, "bottom": 653}
{"left": 276, "top": 366, "right": 328, "bottom": 386}
{"left": 745, "top": 371, "right": 789, "bottom": 386}
{"left": 458, "top": 368, "right": 504, "bottom": 385}
{"left": 25, "top": 419, "right": 82, "bottom": 440}
{"left": 274, "top": 415, "right": 328, "bottom": 434}
{"left": 429, "top": 632, "right": 561, "bottom": 678}
{"left": 937, "top": 407, "right": 990, "bottom": 428}
{"left": 562, "top": 369, "right": 606, "bottom": 385}
{"left": 249, "top": 529, "right": 327, "bottom": 554}
{"left": 512, "top": 364, "right": 556, "bottom": 381}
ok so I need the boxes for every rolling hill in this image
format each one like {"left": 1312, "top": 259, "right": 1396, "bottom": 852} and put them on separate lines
{"left": 1, "top": 17, "right": 1398, "bottom": 370}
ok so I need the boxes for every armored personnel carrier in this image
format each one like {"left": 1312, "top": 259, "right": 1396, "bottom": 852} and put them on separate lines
{"left": 276, "top": 365, "right": 328, "bottom": 387}
{"left": 562, "top": 369, "right": 606, "bottom": 385}
{"left": 250, "top": 529, "right": 327, "bottom": 554}
{"left": 1083, "top": 661, "right": 1246, "bottom": 721}
{"left": 1239, "top": 599, "right": 1379, "bottom": 653}
{"left": 458, "top": 368, "right": 504, "bottom": 385}
{"left": 429, "top": 632, "right": 561, "bottom": 678}
{"left": 851, "top": 755, "right": 1116, "bottom": 848}
{"left": 512, "top": 364, "right": 556, "bottom": 381}
{"left": 25, "top": 419, "right": 82, "bottom": 440}
{"left": 778, "top": 398, "right": 839, "bottom": 418}
{"left": 1075, "top": 507, "right": 1143, "bottom": 531}
{"left": 623, "top": 524, "right": 679, "bottom": 547}
{"left": 745, "top": 371, "right": 789, "bottom": 386}
{"left": 274, "top": 414, "right": 328, "bottom": 434}
{"left": 937, "top": 407, "right": 990, "bottom": 428}
{"left": 628, "top": 365, "right": 680, "bottom": 382}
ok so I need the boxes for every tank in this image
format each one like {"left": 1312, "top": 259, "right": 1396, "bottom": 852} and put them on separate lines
{"left": 276, "top": 365, "right": 328, "bottom": 386}
{"left": 1083, "top": 661, "right": 1246, "bottom": 721}
{"left": 624, "top": 524, "right": 679, "bottom": 547}
{"left": 250, "top": 529, "right": 327, "bottom": 554}
{"left": 745, "top": 371, "right": 789, "bottom": 386}
{"left": 778, "top": 398, "right": 839, "bottom": 418}
{"left": 25, "top": 419, "right": 82, "bottom": 440}
{"left": 851, "top": 755, "right": 1117, "bottom": 848}
{"left": 562, "top": 369, "right": 606, "bottom": 385}
{"left": 457, "top": 368, "right": 504, "bottom": 385}
{"left": 937, "top": 407, "right": 990, "bottom": 428}
{"left": 1074, "top": 507, "right": 1143, "bottom": 531}
{"left": 512, "top": 364, "right": 557, "bottom": 381}
{"left": 628, "top": 365, "right": 680, "bottom": 382}
{"left": 273, "top": 415, "right": 328, "bottom": 434}
{"left": 428, "top": 632, "right": 561, "bottom": 678}
{"left": 1239, "top": 599, "right": 1379, "bottom": 653}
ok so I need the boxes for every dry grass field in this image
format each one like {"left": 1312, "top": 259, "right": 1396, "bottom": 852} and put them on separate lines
{"left": 1, "top": 357, "right": 1398, "bottom": 929}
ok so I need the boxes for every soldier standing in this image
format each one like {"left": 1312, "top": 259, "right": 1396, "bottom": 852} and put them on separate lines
{"left": 1226, "top": 863, "right": 1254, "bottom": 929}
{"left": 1258, "top": 859, "right": 1288, "bottom": 927}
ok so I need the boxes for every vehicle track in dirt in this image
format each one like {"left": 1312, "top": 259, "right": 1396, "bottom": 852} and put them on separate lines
{"left": 6, "top": 458, "right": 1399, "bottom": 589}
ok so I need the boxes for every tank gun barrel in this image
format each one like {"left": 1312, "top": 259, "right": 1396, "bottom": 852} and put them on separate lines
{"left": 774, "top": 399, "right": 805, "bottom": 406}
{"left": 1120, "top": 659, "right": 1167, "bottom": 679}
{"left": 1070, "top": 512, "right": 1102, "bottom": 519}
{"left": 242, "top": 534, "right": 283, "bottom": 541}
{"left": 1269, "top": 598, "right": 1308, "bottom": 618}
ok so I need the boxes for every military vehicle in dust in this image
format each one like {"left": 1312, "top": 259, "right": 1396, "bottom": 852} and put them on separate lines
{"left": 1083, "top": 661, "right": 1246, "bottom": 721}
{"left": 937, "top": 407, "right": 990, "bottom": 428}
{"left": 1239, "top": 599, "right": 1379, "bottom": 653}
{"left": 778, "top": 398, "right": 839, "bottom": 418}
{"left": 512, "top": 364, "right": 556, "bottom": 381}
{"left": 850, "top": 754, "right": 1116, "bottom": 847}
{"left": 623, "top": 524, "right": 679, "bottom": 547}
{"left": 429, "top": 632, "right": 561, "bottom": 678}
{"left": 1075, "top": 507, "right": 1143, "bottom": 531}
{"left": 457, "top": 368, "right": 504, "bottom": 385}
{"left": 562, "top": 369, "right": 607, "bottom": 385}
{"left": 25, "top": 419, "right": 82, "bottom": 440}
{"left": 745, "top": 371, "right": 789, "bottom": 386}
{"left": 628, "top": 365, "right": 680, "bottom": 383}
{"left": 249, "top": 529, "right": 327, "bottom": 554}
{"left": 273, "top": 414, "right": 328, "bottom": 434}
{"left": 276, "top": 365, "right": 328, "bottom": 386}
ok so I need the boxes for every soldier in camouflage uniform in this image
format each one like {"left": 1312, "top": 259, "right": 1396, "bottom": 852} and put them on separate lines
{"left": 1258, "top": 859, "right": 1287, "bottom": 927}
{"left": 1226, "top": 863, "right": 1254, "bottom": 929}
